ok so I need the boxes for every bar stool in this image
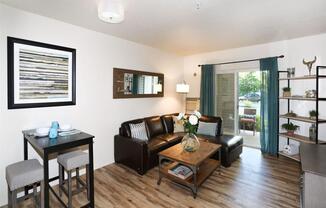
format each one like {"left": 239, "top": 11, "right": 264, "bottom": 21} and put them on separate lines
{"left": 6, "top": 159, "right": 44, "bottom": 208}
{"left": 57, "top": 151, "right": 90, "bottom": 208}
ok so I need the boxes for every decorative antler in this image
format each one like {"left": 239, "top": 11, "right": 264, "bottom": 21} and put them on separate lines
{"left": 303, "top": 56, "right": 317, "bottom": 76}
{"left": 312, "top": 56, "right": 317, "bottom": 64}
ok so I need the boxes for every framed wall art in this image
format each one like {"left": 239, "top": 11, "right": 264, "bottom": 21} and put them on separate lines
{"left": 7, "top": 37, "right": 76, "bottom": 109}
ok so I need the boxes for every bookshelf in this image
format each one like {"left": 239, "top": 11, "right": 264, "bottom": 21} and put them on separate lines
{"left": 278, "top": 66, "right": 326, "bottom": 162}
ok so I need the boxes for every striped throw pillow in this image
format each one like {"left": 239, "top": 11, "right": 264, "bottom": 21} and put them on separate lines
{"left": 129, "top": 122, "right": 148, "bottom": 141}
{"left": 197, "top": 121, "right": 217, "bottom": 136}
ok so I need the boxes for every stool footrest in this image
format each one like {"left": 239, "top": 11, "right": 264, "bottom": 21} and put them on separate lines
{"left": 59, "top": 176, "right": 88, "bottom": 197}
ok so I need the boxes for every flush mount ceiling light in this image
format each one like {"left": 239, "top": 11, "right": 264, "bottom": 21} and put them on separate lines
{"left": 194, "top": 0, "right": 201, "bottom": 10}
{"left": 98, "top": 0, "right": 124, "bottom": 23}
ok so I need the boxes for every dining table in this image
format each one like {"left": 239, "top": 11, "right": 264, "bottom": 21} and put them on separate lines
{"left": 22, "top": 129, "right": 95, "bottom": 208}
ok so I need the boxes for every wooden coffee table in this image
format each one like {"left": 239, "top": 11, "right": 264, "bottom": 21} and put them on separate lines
{"left": 157, "top": 141, "right": 221, "bottom": 198}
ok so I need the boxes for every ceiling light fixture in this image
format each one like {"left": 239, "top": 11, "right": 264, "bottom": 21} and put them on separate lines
{"left": 98, "top": 0, "right": 124, "bottom": 24}
{"left": 194, "top": 0, "right": 201, "bottom": 10}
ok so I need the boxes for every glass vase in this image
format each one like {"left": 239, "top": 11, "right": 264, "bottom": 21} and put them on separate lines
{"left": 181, "top": 133, "right": 200, "bottom": 152}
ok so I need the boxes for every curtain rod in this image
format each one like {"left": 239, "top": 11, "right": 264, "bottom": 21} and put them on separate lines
{"left": 197, "top": 55, "right": 284, "bottom": 67}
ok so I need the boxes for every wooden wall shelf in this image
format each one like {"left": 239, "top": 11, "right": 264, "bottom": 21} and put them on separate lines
{"left": 278, "top": 151, "right": 300, "bottom": 162}
{"left": 279, "top": 133, "right": 315, "bottom": 144}
{"left": 279, "top": 97, "right": 316, "bottom": 101}
{"left": 279, "top": 115, "right": 326, "bottom": 123}
{"left": 279, "top": 75, "right": 326, "bottom": 80}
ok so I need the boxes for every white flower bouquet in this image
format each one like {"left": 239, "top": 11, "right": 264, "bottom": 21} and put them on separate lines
{"left": 177, "top": 111, "right": 202, "bottom": 134}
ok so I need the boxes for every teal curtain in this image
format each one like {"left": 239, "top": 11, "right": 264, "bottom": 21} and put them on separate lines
{"left": 260, "top": 58, "right": 279, "bottom": 155}
{"left": 200, "top": 65, "right": 216, "bottom": 116}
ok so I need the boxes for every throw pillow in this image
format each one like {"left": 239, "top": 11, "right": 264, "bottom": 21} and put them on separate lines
{"left": 197, "top": 121, "right": 217, "bottom": 136}
{"left": 173, "top": 116, "right": 185, "bottom": 133}
{"left": 129, "top": 122, "right": 148, "bottom": 141}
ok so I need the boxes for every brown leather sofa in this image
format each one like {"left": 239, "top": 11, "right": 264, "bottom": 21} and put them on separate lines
{"left": 114, "top": 113, "right": 243, "bottom": 175}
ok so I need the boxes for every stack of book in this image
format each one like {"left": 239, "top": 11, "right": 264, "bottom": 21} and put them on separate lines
{"left": 168, "top": 164, "right": 193, "bottom": 180}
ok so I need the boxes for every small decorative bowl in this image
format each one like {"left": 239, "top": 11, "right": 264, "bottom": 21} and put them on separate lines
{"left": 59, "top": 124, "right": 72, "bottom": 132}
{"left": 35, "top": 127, "right": 50, "bottom": 137}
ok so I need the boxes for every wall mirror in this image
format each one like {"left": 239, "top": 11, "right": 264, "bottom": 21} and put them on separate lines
{"left": 113, "top": 68, "right": 164, "bottom": 98}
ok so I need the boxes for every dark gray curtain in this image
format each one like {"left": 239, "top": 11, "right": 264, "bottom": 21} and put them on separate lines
{"left": 260, "top": 57, "right": 279, "bottom": 155}
{"left": 200, "top": 65, "right": 216, "bottom": 116}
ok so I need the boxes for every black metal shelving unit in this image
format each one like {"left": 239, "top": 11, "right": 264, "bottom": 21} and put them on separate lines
{"left": 277, "top": 65, "right": 326, "bottom": 162}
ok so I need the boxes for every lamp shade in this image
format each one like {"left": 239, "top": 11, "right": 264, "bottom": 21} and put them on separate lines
{"left": 98, "top": 0, "right": 124, "bottom": 23}
{"left": 176, "top": 83, "right": 189, "bottom": 93}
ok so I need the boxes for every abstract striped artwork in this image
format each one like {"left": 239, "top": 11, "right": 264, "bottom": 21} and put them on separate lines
{"left": 19, "top": 48, "right": 69, "bottom": 100}
{"left": 8, "top": 37, "right": 76, "bottom": 109}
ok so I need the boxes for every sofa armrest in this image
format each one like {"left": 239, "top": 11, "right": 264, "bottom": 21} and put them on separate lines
{"left": 114, "top": 135, "right": 148, "bottom": 175}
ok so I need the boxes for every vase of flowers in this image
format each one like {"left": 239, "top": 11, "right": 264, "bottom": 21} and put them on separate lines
{"left": 177, "top": 111, "right": 202, "bottom": 152}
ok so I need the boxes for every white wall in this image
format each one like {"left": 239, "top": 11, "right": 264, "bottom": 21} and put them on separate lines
{"left": 0, "top": 4, "right": 184, "bottom": 205}
{"left": 184, "top": 33, "right": 326, "bottom": 150}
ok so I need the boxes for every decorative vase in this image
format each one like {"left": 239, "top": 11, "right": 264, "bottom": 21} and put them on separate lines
{"left": 49, "top": 121, "right": 59, "bottom": 139}
{"left": 287, "top": 67, "right": 295, "bottom": 78}
{"left": 181, "top": 133, "right": 200, "bottom": 152}
{"left": 309, "top": 124, "right": 317, "bottom": 141}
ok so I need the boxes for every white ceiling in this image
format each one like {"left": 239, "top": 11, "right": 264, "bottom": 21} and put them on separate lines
{"left": 1, "top": 0, "right": 326, "bottom": 55}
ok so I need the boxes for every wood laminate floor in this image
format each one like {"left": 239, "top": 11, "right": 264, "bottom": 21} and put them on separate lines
{"left": 7, "top": 147, "right": 300, "bottom": 208}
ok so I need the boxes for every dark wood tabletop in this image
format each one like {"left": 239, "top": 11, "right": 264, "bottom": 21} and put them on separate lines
{"left": 23, "top": 129, "right": 94, "bottom": 153}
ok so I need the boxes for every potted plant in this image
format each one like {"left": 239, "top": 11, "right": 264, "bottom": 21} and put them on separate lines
{"left": 282, "top": 87, "right": 291, "bottom": 97}
{"left": 309, "top": 110, "right": 318, "bottom": 120}
{"left": 284, "top": 111, "right": 297, "bottom": 117}
{"left": 282, "top": 122, "right": 300, "bottom": 136}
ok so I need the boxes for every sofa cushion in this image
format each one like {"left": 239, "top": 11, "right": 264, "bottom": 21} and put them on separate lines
{"left": 197, "top": 121, "right": 217, "bottom": 136}
{"left": 173, "top": 116, "right": 185, "bottom": 133}
{"left": 161, "top": 115, "right": 174, "bottom": 133}
{"left": 221, "top": 135, "right": 243, "bottom": 152}
{"left": 148, "top": 138, "right": 168, "bottom": 152}
{"left": 196, "top": 134, "right": 216, "bottom": 142}
{"left": 146, "top": 116, "right": 165, "bottom": 139}
{"left": 152, "top": 134, "right": 182, "bottom": 144}
{"left": 240, "top": 118, "right": 255, "bottom": 123}
{"left": 199, "top": 115, "right": 223, "bottom": 136}
{"left": 120, "top": 118, "right": 147, "bottom": 137}
{"left": 198, "top": 134, "right": 243, "bottom": 152}
{"left": 173, "top": 132, "right": 186, "bottom": 138}
{"left": 129, "top": 122, "right": 148, "bottom": 141}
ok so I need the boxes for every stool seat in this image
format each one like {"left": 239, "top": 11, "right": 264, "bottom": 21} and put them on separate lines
{"left": 6, "top": 159, "right": 43, "bottom": 191}
{"left": 58, "top": 151, "right": 89, "bottom": 171}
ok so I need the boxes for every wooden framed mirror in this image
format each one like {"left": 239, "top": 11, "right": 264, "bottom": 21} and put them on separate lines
{"left": 113, "top": 68, "right": 164, "bottom": 99}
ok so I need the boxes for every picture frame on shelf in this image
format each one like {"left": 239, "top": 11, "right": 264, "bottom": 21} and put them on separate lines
{"left": 7, "top": 37, "right": 76, "bottom": 109}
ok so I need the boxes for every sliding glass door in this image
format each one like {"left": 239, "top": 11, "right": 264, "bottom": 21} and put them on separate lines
{"left": 238, "top": 71, "right": 261, "bottom": 148}
{"left": 215, "top": 65, "right": 261, "bottom": 148}
{"left": 216, "top": 73, "right": 237, "bottom": 134}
